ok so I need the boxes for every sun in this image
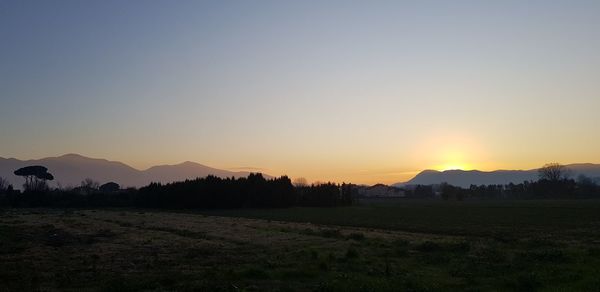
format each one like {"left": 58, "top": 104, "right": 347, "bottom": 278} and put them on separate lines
{"left": 415, "top": 130, "right": 487, "bottom": 172}
{"left": 436, "top": 163, "right": 471, "bottom": 171}
{"left": 434, "top": 149, "right": 473, "bottom": 171}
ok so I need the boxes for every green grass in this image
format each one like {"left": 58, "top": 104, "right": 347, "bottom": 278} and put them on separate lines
{"left": 196, "top": 200, "right": 600, "bottom": 290}
{"left": 1, "top": 201, "right": 600, "bottom": 291}
{"left": 202, "top": 199, "right": 600, "bottom": 240}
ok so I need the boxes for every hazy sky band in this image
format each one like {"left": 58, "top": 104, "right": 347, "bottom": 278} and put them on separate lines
{"left": 1, "top": 0, "right": 599, "bottom": 184}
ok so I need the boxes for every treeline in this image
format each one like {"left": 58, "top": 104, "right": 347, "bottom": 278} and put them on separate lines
{"left": 400, "top": 177, "right": 600, "bottom": 201}
{"left": 439, "top": 177, "right": 600, "bottom": 201}
{"left": 0, "top": 173, "right": 354, "bottom": 208}
{"left": 401, "top": 163, "right": 600, "bottom": 201}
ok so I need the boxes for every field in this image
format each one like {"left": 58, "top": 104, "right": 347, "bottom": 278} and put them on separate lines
{"left": 1, "top": 200, "right": 600, "bottom": 291}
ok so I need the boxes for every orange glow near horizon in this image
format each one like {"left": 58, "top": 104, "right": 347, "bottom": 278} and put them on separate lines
{"left": 414, "top": 131, "right": 487, "bottom": 173}
{"left": 436, "top": 164, "right": 471, "bottom": 171}
{"left": 432, "top": 149, "right": 475, "bottom": 171}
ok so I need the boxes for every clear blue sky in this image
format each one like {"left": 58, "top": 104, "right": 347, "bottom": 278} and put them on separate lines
{"left": 1, "top": 0, "right": 599, "bottom": 184}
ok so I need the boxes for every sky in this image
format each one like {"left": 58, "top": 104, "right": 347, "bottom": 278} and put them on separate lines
{"left": 1, "top": 0, "right": 599, "bottom": 184}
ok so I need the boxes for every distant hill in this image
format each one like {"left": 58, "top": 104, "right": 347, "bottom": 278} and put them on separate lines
{"left": 0, "top": 154, "right": 269, "bottom": 189}
{"left": 394, "top": 164, "right": 600, "bottom": 188}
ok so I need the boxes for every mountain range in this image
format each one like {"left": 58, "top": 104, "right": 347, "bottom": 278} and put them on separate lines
{"left": 0, "top": 154, "right": 269, "bottom": 189}
{"left": 3, "top": 154, "right": 599, "bottom": 190}
{"left": 393, "top": 164, "right": 600, "bottom": 188}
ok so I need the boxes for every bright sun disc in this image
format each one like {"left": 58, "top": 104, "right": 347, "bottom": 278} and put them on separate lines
{"left": 437, "top": 163, "right": 471, "bottom": 171}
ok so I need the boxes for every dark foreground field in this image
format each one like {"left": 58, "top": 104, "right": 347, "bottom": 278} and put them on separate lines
{"left": 1, "top": 201, "right": 600, "bottom": 291}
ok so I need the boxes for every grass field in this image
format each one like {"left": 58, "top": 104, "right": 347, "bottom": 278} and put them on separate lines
{"left": 204, "top": 199, "right": 600, "bottom": 241}
{"left": 1, "top": 200, "right": 600, "bottom": 291}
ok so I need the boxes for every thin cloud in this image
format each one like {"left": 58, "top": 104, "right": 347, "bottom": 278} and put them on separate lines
{"left": 229, "top": 166, "right": 267, "bottom": 172}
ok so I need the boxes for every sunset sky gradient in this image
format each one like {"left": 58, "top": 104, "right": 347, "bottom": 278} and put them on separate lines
{"left": 1, "top": 0, "right": 599, "bottom": 184}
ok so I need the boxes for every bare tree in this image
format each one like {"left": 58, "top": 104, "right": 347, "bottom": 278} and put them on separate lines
{"left": 293, "top": 177, "right": 308, "bottom": 187}
{"left": 0, "top": 176, "right": 10, "bottom": 192}
{"left": 81, "top": 178, "right": 100, "bottom": 190}
{"left": 538, "top": 163, "right": 571, "bottom": 181}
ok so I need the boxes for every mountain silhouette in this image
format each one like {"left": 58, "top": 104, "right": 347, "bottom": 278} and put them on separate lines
{"left": 394, "top": 164, "right": 600, "bottom": 188}
{"left": 0, "top": 154, "right": 270, "bottom": 189}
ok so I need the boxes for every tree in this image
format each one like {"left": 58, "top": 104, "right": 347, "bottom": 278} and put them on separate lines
{"left": 293, "top": 177, "right": 308, "bottom": 187}
{"left": 440, "top": 182, "right": 466, "bottom": 201}
{"left": 536, "top": 163, "right": 575, "bottom": 197}
{"left": 577, "top": 174, "right": 594, "bottom": 186}
{"left": 538, "top": 163, "right": 570, "bottom": 181}
{"left": 340, "top": 183, "right": 355, "bottom": 205}
{"left": 99, "top": 182, "right": 120, "bottom": 193}
{"left": 413, "top": 185, "right": 434, "bottom": 198}
{"left": 576, "top": 175, "right": 597, "bottom": 197}
{"left": 79, "top": 178, "right": 100, "bottom": 195}
{"left": 14, "top": 165, "right": 54, "bottom": 192}
{"left": 0, "top": 176, "right": 10, "bottom": 193}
